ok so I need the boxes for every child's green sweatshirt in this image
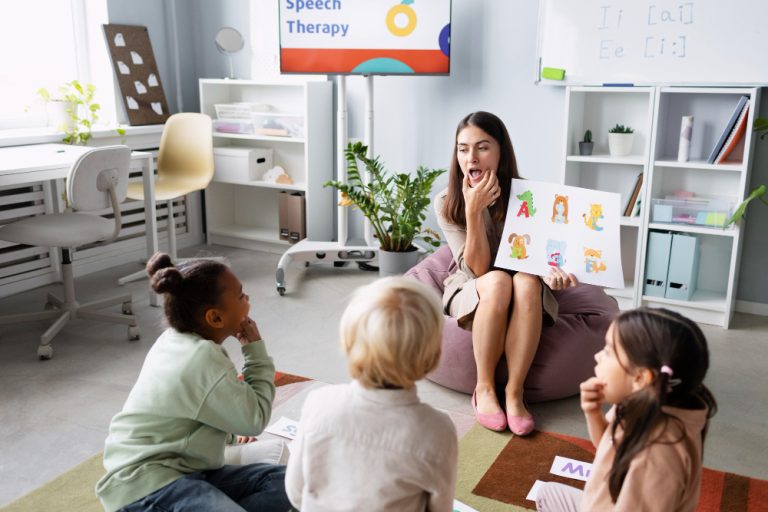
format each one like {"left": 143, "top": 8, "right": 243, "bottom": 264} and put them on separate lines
{"left": 95, "top": 328, "right": 275, "bottom": 512}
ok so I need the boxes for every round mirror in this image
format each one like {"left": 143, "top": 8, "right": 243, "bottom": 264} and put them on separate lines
{"left": 215, "top": 27, "right": 244, "bottom": 79}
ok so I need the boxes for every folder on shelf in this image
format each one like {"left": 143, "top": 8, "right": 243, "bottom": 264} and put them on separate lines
{"left": 278, "top": 191, "right": 306, "bottom": 244}
{"left": 643, "top": 231, "right": 673, "bottom": 297}
{"left": 714, "top": 99, "right": 750, "bottom": 164}
{"left": 706, "top": 95, "right": 749, "bottom": 164}
{"left": 665, "top": 234, "right": 700, "bottom": 301}
{"left": 624, "top": 173, "right": 644, "bottom": 216}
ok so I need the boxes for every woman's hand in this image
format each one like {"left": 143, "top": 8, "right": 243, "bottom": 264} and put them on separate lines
{"left": 580, "top": 376, "right": 606, "bottom": 414}
{"left": 543, "top": 266, "right": 579, "bottom": 290}
{"left": 236, "top": 435, "right": 258, "bottom": 444}
{"left": 236, "top": 317, "right": 262, "bottom": 346}
{"left": 462, "top": 170, "right": 500, "bottom": 216}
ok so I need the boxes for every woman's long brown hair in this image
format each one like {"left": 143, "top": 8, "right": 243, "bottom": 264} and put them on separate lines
{"left": 441, "top": 111, "right": 521, "bottom": 227}
{"left": 608, "top": 308, "right": 717, "bottom": 502}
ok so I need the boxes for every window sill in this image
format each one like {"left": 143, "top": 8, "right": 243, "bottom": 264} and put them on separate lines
{"left": 0, "top": 124, "right": 164, "bottom": 148}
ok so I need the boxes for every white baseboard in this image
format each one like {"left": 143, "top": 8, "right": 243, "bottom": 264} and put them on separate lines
{"left": 735, "top": 300, "right": 768, "bottom": 317}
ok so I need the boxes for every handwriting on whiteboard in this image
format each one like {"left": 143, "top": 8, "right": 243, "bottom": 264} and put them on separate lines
{"left": 596, "top": 2, "right": 695, "bottom": 60}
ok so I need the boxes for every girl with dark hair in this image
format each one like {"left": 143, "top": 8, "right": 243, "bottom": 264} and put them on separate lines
{"left": 96, "top": 253, "right": 290, "bottom": 512}
{"left": 435, "top": 111, "right": 577, "bottom": 435}
{"left": 536, "top": 307, "right": 717, "bottom": 511}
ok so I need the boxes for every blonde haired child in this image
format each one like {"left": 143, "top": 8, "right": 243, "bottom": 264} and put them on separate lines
{"left": 285, "top": 276, "right": 458, "bottom": 511}
{"left": 536, "top": 308, "right": 717, "bottom": 512}
{"left": 96, "top": 253, "right": 290, "bottom": 512}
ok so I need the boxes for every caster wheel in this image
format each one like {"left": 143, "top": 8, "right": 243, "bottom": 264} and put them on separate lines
{"left": 44, "top": 302, "right": 55, "bottom": 311}
{"left": 277, "top": 286, "right": 286, "bottom": 296}
{"left": 37, "top": 345, "right": 53, "bottom": 360}
{"left": 122, "top": 302, "right": 133, "bottom": 315}
{"left": 128, "top": 325, "right": 141, "bottom": 341}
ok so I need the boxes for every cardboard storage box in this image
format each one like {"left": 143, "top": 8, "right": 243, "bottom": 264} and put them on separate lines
{"left": 213, "top": 147, "right": 273, "bottom": 182}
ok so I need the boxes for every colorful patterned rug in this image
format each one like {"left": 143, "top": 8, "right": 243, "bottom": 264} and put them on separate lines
{"left": 0, "top": 371, "right": 312, "bottom": 512}
{"left": 455, "top": 424, "right": 768, "bottom": 512}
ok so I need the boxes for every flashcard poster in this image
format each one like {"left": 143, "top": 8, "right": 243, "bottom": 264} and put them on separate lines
{"left": 494, "top": 179, "right": 624, "bottom": 289}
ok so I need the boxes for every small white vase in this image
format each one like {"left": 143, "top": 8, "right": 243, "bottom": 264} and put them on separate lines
{"left": 608, "top": 133, "right": 634, "bottom": 157}
{"left": 47, "top": 100, "right": 74, "bottom": 132}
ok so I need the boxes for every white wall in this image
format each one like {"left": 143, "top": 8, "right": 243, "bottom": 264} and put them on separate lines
{"left": 108, "top": 0, "right": 768, "bottom": 307}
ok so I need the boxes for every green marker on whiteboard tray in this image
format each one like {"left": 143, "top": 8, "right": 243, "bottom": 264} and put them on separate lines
{"left": 542, "top": 67, "right": 565, "bottom": 81}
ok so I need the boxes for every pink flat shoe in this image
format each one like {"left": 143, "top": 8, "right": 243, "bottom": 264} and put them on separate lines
{"left": 507, "top": 407, "right": 535, "bottom": 436}
{"left": 472, "top": 391, "right": 507, "bottom": 432}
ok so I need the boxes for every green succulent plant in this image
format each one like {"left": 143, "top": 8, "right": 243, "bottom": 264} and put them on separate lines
{"left": 609, "top": 124, "right": 634, "bottom": 134}
{"left": 324, "top": 141, "right": 446, "bottom": 252}
{"left": 582, "top": 129, "right": 592, "bottom": 143}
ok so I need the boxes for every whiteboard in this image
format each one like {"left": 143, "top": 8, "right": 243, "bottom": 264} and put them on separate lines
{"left": 537, "top": 0, "right": 768, "bottom": 86}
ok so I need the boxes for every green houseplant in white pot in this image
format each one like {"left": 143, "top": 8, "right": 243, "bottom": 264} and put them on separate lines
{"left": 37, "top": 80, "right": 101, "bottom": 145}
{"left": 608, "top": 123, "right": 635, "bottom": 157}
{"left": 324, "top": 141, "right": 446, "bottom": 276}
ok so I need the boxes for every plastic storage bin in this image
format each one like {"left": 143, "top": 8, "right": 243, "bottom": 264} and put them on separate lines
{"left": 213, "top": 147, "right": 274, "bottom": 182}
{"left": 252, "top": 113, "right": 304, "bottom": 138}
{"left": 213, "top": 103, "right": 273, "bottom": 135}
{"left": 651, "top": 197, "right": 734, "bottom": 228}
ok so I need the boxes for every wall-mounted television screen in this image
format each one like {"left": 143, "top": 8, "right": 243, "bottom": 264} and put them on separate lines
{"left": 279, "top": 0, "right": 451, "bottom": 75}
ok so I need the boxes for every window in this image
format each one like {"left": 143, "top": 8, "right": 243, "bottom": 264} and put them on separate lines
{"left": 0, "top": 0, "right": 115, "bottom": 131}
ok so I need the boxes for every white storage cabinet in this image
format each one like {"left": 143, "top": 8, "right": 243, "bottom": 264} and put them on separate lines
{"left": 199, "top": 79, "right": 334, "bottom": 253}
{"left": 560, "top": 86, "right": 761, "bottom": 327}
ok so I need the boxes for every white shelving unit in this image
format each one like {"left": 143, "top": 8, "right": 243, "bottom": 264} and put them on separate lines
{"left": 560, "top": 86, "right": 760, "bottom": 327}
{"left": 560, "top": 86, "right": 656, "bottom": 310}
{"left": 198, "top": 79, "right": 334, "bottom": 253}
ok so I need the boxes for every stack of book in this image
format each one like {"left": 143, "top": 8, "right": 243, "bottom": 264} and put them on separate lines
{"left": 623, "top": 172, "right": 644, "bottom": 216}
{"left": 706, "top": 95, "right": 750, "bottom": 164}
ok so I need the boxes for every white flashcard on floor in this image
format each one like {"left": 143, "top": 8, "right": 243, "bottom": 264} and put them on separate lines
{"left": 526, "top": 480, "right": 546, "bottom": 501}
{"left": 264, "top": 416, "right": 300, "bottom": 440}
{"left": 550, "top": 455, "right": 593, "bottom": 482}
{"left": 452, "top": 499, "right": 480, "bottom": 512}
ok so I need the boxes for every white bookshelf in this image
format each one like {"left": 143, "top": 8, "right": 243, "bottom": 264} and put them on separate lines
{"left": 198, "top": 79, "right": 334, "bottom": 254}
{"left": 560, "top": 86, "right": 761, "bottom": 327}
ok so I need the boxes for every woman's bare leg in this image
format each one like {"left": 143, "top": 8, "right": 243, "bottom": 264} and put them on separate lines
{"left": 472, "top": 271, "right": 512, "bottom": 415}
{"left": 504, "top": 273, "right": 542, "bottom": 418}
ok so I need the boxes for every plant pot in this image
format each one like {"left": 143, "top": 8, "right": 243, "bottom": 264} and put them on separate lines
{"left": 608, "top": 133, "right": 634, "bottom": 157}
{"left": 378, "top": 247, "right": 421, "bottom": 277}
{"left": 46, "top": 100, "right": 74, "bottom": 132}
{"left": 578, "top": 141, "right": 594, "bottom": 156}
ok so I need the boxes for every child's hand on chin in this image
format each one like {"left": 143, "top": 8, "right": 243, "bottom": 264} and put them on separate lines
{"left": 580, "top": 376, "right": 606, "bottom": 413}
{"left": 235, "top": 317, "right": 261, "bottom": 345}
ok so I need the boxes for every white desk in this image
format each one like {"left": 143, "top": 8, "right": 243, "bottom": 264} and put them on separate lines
{"left": 0, "top": 143, "right": 159, "bottom": 306}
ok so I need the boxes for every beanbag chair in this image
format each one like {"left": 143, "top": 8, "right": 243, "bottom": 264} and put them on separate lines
{"left": 405, "top": 245, "right": 618, "bottom": 403}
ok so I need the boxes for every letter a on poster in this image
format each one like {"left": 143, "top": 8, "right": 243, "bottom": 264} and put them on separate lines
{"left": 494, "top": 179, "right": 624, "bottom": 288}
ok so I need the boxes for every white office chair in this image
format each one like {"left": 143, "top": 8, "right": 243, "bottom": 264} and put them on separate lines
{"left": 118, "top": 112, "right": 226, "bottom": 285}
{"left": 0, "top": 145, "right": 140, "bottom": 359}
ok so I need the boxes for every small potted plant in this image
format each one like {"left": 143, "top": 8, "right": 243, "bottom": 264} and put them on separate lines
{"left": 608, "top": 123, "right": 635, "bottom": 157}
{"left": 579, "top": 129, "right": 594, "bottom": 156}
{"left": 324, "top": 141, "right": 446, "bottom": 276}
{"left": 37, "top": 80, "right": 101, "bottom": 145}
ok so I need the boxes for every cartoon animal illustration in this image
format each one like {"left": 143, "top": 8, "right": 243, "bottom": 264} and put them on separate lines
{"left": 516, "top": 190, "right": 537, "bottom": 218}
{"left": 582, "top": 203, "right": 604, "bottom": 231}
{"left": 584, "top": 248, "right": 607, "bottom": 273}
{"left": 508, "top": 233, "right": 531, "bottom": 260}
{"left": 546, "top": 239, "right": 567, "bottom": 268}
{"left": 551, "top": 194, "right": 569, "bottom": 224}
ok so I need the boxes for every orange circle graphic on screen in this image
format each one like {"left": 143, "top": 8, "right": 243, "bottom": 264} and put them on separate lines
{"left": 386, "top": 4, "right": 417, "bottom": 37}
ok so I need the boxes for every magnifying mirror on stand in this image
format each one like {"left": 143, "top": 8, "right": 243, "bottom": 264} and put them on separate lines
{"left": 215, "top": 27, "right": 244, "bottom": 79}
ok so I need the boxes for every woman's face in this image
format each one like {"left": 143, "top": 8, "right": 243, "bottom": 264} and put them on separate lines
{"left": 456, "top": 125, "right": 501, "bottom": 188}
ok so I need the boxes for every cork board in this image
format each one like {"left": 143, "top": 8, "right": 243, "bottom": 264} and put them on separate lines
{"left": 103, "top": 24, "right": 170, "bottom": 125}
